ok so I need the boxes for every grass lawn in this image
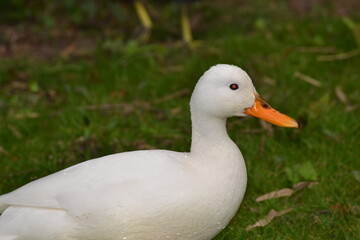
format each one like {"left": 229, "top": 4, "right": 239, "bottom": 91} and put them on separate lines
{"left": 0, "top": 0, "right": 360, "bottom": 239}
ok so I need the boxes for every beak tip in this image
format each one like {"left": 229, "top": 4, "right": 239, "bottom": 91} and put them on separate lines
{"left": 286, "top": 119, "right": 299, "bottom": 128}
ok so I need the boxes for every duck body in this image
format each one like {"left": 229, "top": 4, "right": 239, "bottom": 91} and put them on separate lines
{"left": 0, "top": 146, "right": 246, "bottom": 240}
{"left": 0, "top": 64, "right": 297, "bottom": 240}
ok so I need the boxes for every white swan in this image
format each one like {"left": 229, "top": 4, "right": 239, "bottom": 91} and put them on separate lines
{"left": 0, "top": 64, "right": 298, "bottom": 240}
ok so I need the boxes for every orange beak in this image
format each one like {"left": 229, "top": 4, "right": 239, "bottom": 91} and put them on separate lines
{"left": 244, "top": 94, "right": 299, "bottom": 128}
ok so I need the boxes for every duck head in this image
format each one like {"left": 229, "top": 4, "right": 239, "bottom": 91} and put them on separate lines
{"left": 190, "top": 64, "right": 298, "bottom": 128}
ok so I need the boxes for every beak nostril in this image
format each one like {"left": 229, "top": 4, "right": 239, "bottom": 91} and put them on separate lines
{"left": 261, "top": 103, "right": 270, "bottom": 109}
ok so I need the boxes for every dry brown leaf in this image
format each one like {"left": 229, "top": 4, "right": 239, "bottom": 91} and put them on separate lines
{"left": 47, "top": 90, "right": 58, "bottom": 101}
{"left": 0, "top": 146, "right": 9, "bottom": 155}
{"left": 262, "top": 76, "right": 276, "bottom": 86}
{"left": 159, "top": 65, "right": 184, "bottom": 74}
{"left": 246, "top": 209, "right": 277, "bottom": 231}
{"left": 109, "top": 89, "right": 126, "bottom": 99}
{"left": 294, "top": 71, "right": 322, "bottom": 87}
{"left": 246, "top": 208, "right": 293, "bottom": 231}
{"left": 85, "top": 103, "right": 133, "bottom": 111}
{"left": 331, "top": 203, "right": 347, "bottom": 215}
{"left": 208, "top": 46, "right": 224, "bottom": 56}
{"left": 334, "top": 86, "right": 349, "bottom": 104}
{"left": 292, "top": 181, "right": 319, "bottom": 191}
{"left": 256, "top": 188, "right": 294, "bottom": 202}
{"left": 349, "top": 205, "right": 360, "bottom": 215}
{"left": 60, "top": 40, "right": 94, "bottom": 58}
{"left": 346, "top": 103, "right": 360, "bottom": 112}
{"left": 249, "top": 207, "right": 260, "bottom": 213}
{"left": 13, "top": 112, "right": 39, "bottom": 119}
{"left": 61, "top": 43, "right": 76, "bottom": 58}
{"left": 296, "top": 46, "right": 337, "bottom": 54}
{"left": 310, "top": 214, "right": 322, "bottom": 225}
{"left": 317, "top": 49, "right": 360, "bottom": 61}
{"left": 9, "top": 81, "right": 28, "bottom": 90}
{"left": 255, "top": 181, "right": 319, "bottom": 203}
{"left": 8, "top": 125, "right": 23, "bottom": 138}
{"left": 170, "top": 107, "right": 182, "bottom": 116}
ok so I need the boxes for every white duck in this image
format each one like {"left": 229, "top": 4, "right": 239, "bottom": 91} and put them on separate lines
{"left": 0, "top": 64, "right": 298, "bottom": 240}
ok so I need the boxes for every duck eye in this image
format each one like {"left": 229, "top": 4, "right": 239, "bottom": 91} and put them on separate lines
{"left": 229, "top": 83, "right": 239, "bottom": 90}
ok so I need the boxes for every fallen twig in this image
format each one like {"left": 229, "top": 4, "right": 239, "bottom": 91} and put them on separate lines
{"left": 159, "top": 65, "right": 184, "bottom": 74}
{"left": 294, "top": 71, "right": 322, "bottom": 87}
{"left": 346, "top": 103, "right": 360, "bottom": 112}
{"left": 85, "top": 103, "right": 132, "bottom": 111}
{"left": 84, "top": 101, "right": 151, "bottom": 114}
{"left": 154, "top": 89, "right": 190, "bottom": 104}
{"left": 262, "top": 76, "right": 275, "bottom": 86}
{"left": 13, "top": 112, "right": 39, "bottom": 119}
{"left": 334, "top": 86, "right": 360, "bottom": 112}
{"left": 334, "top": 86, "right": 349, "bottom": 105}
{"left": 0, "top": 146, "right": 9, "bottom": 156}
{"left": 296, "top": 46, "right": 337, "bottom": 54}
{"left": 8, "top": 125, "right": 23, "bottom": 138}
{"left": 317, "top": 48, "right": 360, "bottom": 61}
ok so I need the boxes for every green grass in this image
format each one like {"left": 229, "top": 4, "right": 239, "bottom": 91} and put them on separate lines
{"left": 1, "top": 1, "right": 360, "bottom": 239}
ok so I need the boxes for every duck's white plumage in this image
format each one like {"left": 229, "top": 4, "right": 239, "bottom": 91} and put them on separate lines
{"left": 0, "top": 64, "right": 297, "bottom": 240}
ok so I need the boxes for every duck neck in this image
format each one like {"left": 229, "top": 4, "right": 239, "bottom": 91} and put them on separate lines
{"left": 190, "top": 111, "right": 231, "bottom": 156}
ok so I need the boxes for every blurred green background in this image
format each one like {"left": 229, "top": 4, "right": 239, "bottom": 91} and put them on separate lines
{"left": 0, "top": 0, "right": 360, "bottom": 239}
